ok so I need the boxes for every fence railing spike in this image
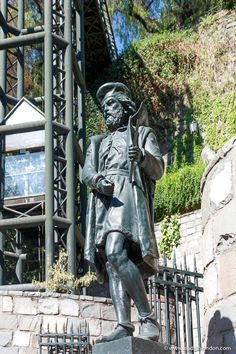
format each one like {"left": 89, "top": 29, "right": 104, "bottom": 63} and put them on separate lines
{"left": 184, "top": 253, "right": 187, "bottom": 270}
{"left": 70, "top": 322, "right": 73, "bottom": 334}
{"left": 194, "top": 254, "right": 197, "bottom": 272}
{"left": 163, "top": 252, "right": 167, "bottom": 266}
{"left": 173, "top": 250, "right": 177, "bottom": 268}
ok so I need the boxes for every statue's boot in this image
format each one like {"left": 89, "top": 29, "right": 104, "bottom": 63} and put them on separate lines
{"left": 138, "top": 312, "right": 160, "bottom": 341}
{"left": 95, "top": 324, "right": 133, "bottom": 344}
{"left": 95, "top": 263, "right": 134, "bottom": 344}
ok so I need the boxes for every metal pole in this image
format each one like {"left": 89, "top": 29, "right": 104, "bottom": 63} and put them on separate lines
{"left": 162, "top": 255, "right": 171, "bottom": 344}
{"left": 0, "top": 0, "right": 7, "bottom": 119}
{"left": 0, "top": 31, "right": 45, "bottom": 50}
{"left": 184, "top": 257, "right": 193, "bottom": 354}
{"left": 194, "top": 258, "right": 202, "bottom": 354}
{"left": 65, "top": 1, "right": 76, "bottom": 276}
{"left": 163, "top": 267, "right": 171, "bottom": 344}
{"left": 173, "top": 253, "right": 181, "bottom": 352}
{"left": 0, "top": 0, "right": 7, "bottom": 286}
{"left": 16, "top": 230, "right": 23, "bottom": 283}
{"left": 17, "top": 0, "right": 24, "bottom": 100}
{"left": 158, "top": 286, "right": 163, "bottom": 342}
{"left": 76, "top": 0, "right": 87, "bottom": 239}
{"left": 44, "top": 0, "right": 54, "bottom": 280}
{"left": 0, "top": 225, "right": 4, "bottom": 285}
{"left": 174, "top": 271, "right": 181, "bottom": 352}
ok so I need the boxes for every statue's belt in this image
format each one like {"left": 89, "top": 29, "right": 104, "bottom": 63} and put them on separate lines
{"left": 102, "top": 169, "right": 129, "bottom": 177}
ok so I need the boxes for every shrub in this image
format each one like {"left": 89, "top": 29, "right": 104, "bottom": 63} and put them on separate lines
{"left": 33, "top": 249, "right": 96, "bottom": 293}
{"left": 154, "top": 162, "right": 205, "bottom": 221}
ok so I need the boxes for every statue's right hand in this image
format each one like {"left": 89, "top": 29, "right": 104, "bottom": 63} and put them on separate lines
{"left": 96, "top": 178, "right": 114, "bottom": 196}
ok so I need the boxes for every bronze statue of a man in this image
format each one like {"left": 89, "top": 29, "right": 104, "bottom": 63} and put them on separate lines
{"left": 82, "top": 82, "right": 164, "bottom": 343}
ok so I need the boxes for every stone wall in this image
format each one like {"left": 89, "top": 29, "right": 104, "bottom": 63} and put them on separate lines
{"left": 0, "top": 291, "right": 140, "bottom": 353}
{"left": 155, "top": 209, "right": 203, "bottom": 272}
{"left": 201, "top": 136, "right": 236, "bottom": 352}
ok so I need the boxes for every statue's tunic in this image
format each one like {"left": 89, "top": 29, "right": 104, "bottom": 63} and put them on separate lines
{"left": 82, "top": 126, "right": 164, "bottom": 282}
{"left": 95, "top": 127, "right": 140, "bottom": 246}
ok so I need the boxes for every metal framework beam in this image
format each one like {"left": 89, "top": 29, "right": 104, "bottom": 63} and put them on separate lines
{"left": 0, "top": 215, "right": 71, "bottom": 231}
{"left": 0, "top": 121, "right": 70, "bottom": 135}
{"left": 0, "top": 32, "right": 45, "bottom": 50}
{"left": 0, "top": 32, "right": 69, "bottom": 51}
{"left": 0, "top": 215, "right": 46, "bottom": 230}
{"left": 96, "top": 0, "right": 117, "bottom": 60}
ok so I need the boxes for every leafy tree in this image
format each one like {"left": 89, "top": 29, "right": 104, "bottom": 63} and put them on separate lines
{"left": 6, "top": 1, "right": 43, "bottom": 97}
{"left": 108, "top": 0, "right": 163, "bottom": 50}
{"left": 24, "top": 0, "right": 44, "bottom": 97}
{"left": 108, "top": 0, "right": 236, "bottom": 51}
{"left": 160, "top": 0, "right": 235, "bottom": 29}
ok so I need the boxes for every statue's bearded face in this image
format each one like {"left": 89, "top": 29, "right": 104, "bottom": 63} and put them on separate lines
{"left": 102, "top": 97, "right": 126, "bottom": 132}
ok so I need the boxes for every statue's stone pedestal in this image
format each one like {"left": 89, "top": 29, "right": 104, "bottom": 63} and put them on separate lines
{"left": 92, "top": 337, "right": 171, "bottom": 354}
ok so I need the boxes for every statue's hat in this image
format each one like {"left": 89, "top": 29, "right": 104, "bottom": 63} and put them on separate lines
{"left": 96, "top": 82, "right": 131, "bottom": 105}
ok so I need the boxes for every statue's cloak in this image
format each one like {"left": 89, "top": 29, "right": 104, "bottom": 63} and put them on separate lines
{"left": 82, "top": 126, "right": 164, "bottom": 283}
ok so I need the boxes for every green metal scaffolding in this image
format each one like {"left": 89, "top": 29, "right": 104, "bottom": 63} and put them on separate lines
{"left": 0, "top": 0, "right": 86, "bottom": 284}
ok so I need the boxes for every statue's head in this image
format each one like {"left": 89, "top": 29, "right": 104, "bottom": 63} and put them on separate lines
{"left": 96, "top": 82, "right": 136, "bottom": 132}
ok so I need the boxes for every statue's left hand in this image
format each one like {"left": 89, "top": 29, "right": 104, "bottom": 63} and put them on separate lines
{"left": 96, "top": 178, "right": 114, "bottom": 196}
{"left": 128, "top": 145, "right": 143, "bottom": 163}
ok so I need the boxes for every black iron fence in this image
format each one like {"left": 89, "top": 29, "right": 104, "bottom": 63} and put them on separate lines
{"left": 39, "top": 322, "right": 91, "bottom": 354}
{"left": 148, "top": 256, "right": 203, "bottom": 353}
{"left": 39, "top": 256, "right": 203, "bottom": 354}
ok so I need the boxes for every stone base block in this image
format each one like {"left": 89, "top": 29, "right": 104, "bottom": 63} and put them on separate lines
{"left": 92, "top": 337, "right": 171, "bottom": 354}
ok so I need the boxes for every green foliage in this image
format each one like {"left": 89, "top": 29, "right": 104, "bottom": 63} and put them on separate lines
{"left": 33, "top": 249, "right": 96, "bottom": 293}
{"left": 160, "top": 0, "right": 235, "bottom": 31}
{"left": 191, "top": 88, "right": 236, "bottom": 152}
{"left": 26, "top": 56, "right": 43, "bottom": 98}
{"left": 78, "top": 272, "right": 97, "bottom": 287}
{"left": 33, "top": 249, "right": 79, "bottom": 293}
{"left": 154, "top": 163, "right": 205, "bottom": 221}
{"left": 159, "top": 214, "right": 181, "bottom": 259}
{"left": 107, "top": 0, "right": 162, "bottom": 50}
{"left": 167, "top": 108, "right": 203, "bottom": 173}
{"left": 85, "top": 91, "right": 107, "bottom": 142}
{"left": 107, "top": 0, "right": 235, "bottom": 51}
